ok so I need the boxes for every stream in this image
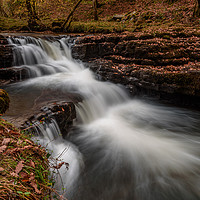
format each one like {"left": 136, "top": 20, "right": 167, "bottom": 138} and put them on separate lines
{"left": 3, "top": 35, "right": 200, "bottom": 200}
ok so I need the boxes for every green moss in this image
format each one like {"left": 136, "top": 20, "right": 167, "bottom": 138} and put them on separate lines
{"left": 0, "top": 17, "right": 27, "bottom": 30}
{"left": 68, "top": 21, "right": 127, "bottom": 33}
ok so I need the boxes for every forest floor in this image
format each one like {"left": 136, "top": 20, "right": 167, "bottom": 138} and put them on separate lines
{"left": 0, "top": 117, "right": 52, "bottom": 199}
{"left": 0, "top": 0, "right": 200, "bottom": 34}
{"left": 0, "top": 115, "right": 68, "bottom": 199}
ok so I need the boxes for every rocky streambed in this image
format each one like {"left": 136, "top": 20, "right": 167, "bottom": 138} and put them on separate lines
{"left": 72, "top": 32, "right": 200, "bottom": 108}
{"left": 1, "top": 32, "right": 200, "bottom": 200}
{"left": 0, "top": 32, "right": 200, "bottom": 130}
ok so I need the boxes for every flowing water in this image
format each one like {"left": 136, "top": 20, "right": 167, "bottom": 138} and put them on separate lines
{"left": 4, "top": 36, "right": 200, "bottom": 200}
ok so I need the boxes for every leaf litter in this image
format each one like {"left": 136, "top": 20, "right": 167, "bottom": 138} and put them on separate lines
{"left": 0, "top": 117, "right": 68, "bottom": 199}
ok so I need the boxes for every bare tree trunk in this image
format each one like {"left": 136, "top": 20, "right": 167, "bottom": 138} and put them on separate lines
{"left": 26, "top": 0, "right": 33, "bottom": 21}
{"left": 26, "top": 0, "right": 39, "bottom": 28}
{"left": 62, "top": 0, "right": 83, "bottom": 31}
{"left": 93, "top": 0, "right": 98, "bottom": 21}
{"left": 32, "top": 0, "right": 39, "bottom": 20}
{"left": 194, "top": 0, "right": 200, "bottom": 17}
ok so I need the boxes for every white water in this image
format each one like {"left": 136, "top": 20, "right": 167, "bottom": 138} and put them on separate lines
{"left": 6, "top": 36, "right": 200, "bottom": 200}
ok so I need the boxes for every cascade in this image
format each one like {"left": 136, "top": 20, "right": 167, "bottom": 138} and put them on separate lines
{"left": 4, "top": 36, "right": 200, "bottom": 200}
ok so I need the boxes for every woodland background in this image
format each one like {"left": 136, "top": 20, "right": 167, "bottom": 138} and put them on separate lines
{"left": 0, "top": 0, "right": 200, "bottom": 33}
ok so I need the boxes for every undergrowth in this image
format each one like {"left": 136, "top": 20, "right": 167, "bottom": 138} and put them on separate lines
{"left": 0, "top": 117, "right": 66, "bottom": 199}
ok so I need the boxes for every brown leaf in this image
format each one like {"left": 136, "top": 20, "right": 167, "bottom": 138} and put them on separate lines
{"left": 10, "top": 172, "right": 18, "bottom": 177}
{"left": 29, "top": 174, "right": 41, "bottom": 194}
{"left": 29, "top": 173, "right": 35, "bottom": 181}
{"left": 53, "top": 162, "right": 65, "bottom": 169}
{"left": 20, "top": 172, "right": 28, "bottom": 178}
{"left": 24, "top": 139, "right": 34, "bottom": 145}
{"left": 0, "top": 145, "right": 7, "bottom": 153}
{"left": 29, "top": 160, "right": 35, "bottom": 168}
{"left": 8, "top": 145, "right": 33, "bottom": 154}
{"left": 2, "top": 138, "right": 11, "bottom": 145}
{"left": 21, "top": 173, "right": 29, "bottom": 182}
{"left": 15, "top": 161, "right": 24, "bottom": 174}
{"left": 0, "top": 167, "right": 4, "bottom": 172}
{"left": 30, "top": 180, "right": 41, "bottom": 194}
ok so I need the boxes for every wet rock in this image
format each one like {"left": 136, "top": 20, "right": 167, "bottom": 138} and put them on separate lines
{"left": 0, "top": 67, "right": 28, "bottom": 86}
{"left": 22, "top": 102, "right": 76, "bottom": 137}
{"left": 0, "top": 35, "right": 13, "bottom": 68}
{"left": 72, "top": 42, "right": 115, "bottom": 60}
{"left": 1, "top": 33, "right": 200, "bottom": 110}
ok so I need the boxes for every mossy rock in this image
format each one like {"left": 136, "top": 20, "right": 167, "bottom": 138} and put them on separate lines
{"left": 0, "top": 89, "right": 10, "bottom": 114}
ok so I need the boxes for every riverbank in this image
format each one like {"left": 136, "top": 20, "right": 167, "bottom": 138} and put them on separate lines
{"left": 0, "top": 117, "right": 52, "bottom": 199}
{"left": 0, "top": 89, "right": 70, "bottom": 199}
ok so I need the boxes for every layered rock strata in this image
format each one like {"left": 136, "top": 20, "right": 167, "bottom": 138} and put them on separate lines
{"left": 72, "top": 33, "right": 200, "bottom": 108}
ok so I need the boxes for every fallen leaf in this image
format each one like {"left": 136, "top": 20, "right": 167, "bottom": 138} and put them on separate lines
{"left": 0, "top": 167, "right": 4, "bottom": 172}
{"left": 15, "top": 161, "right": 24, "bottom": 174}
{"left": 10, "top": 172, "right": 18, "bottom": 177}
{"left": 8, "top": 145, "right": 34, "bottom": 154}
{"left": 22, "top": 179, "right": 29, "bottom": 183}
{"left": 20, "top": 172, "right": 28, "bottom": 178}
{"left": 29, "top": 173, "right": 41, "bottom": 194}
{"left": 29, "top": 173, "right": 35, "bottom": 181}
{"left": 20, "top": 171, "right": 30, "bottom": 182}
{"left": 29, "top": 160, "right": 35, "bottom": 168}
{"left": 30, "top": 180, "right": 41, "bottom": 194}
{"left": 0, "top": 145, "right": 7, "bottom": 153}
{"left": 53, "top": 162, "right": 64, "bottom": 169}
{"left": 2, "top": 138, "right": 11, "bottom": 145}
{"left": 24, "top": 139, "right": 33, "bottom": 145}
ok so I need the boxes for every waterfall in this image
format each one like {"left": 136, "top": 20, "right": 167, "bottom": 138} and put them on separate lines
{"left": 5, "top": 36, "right": 200, "bottom": 200}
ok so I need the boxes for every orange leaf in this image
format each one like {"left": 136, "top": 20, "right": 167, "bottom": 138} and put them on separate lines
{"left": 22, "top": 179, "right": 29, "bottom": 182}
